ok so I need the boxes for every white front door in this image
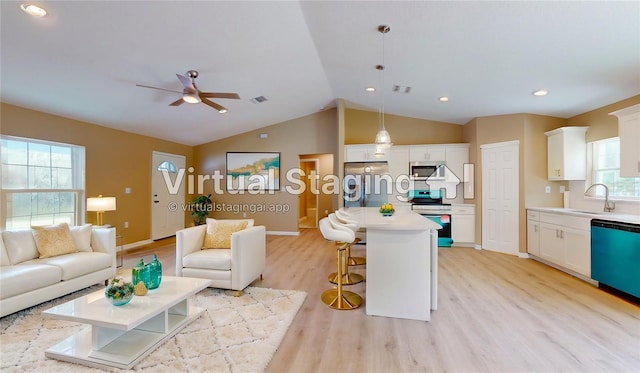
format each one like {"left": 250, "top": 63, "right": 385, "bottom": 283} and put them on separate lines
{"left": 481, "top": 141, "right": 519, "bottom": 255}
{"left": 151, "top": 151, "right": 185, "bottom": 240}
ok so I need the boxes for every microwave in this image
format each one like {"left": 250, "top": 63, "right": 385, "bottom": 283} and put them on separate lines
{"left": 410, "top": 161, "right": 446, "bottom": 180}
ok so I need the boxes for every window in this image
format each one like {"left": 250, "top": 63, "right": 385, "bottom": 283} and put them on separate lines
{"left": 1, "top": 135, "right": 85, "bottom": 229}
{"left": 589, "top": 137, "right": 640, "bottom": 199}
{"left": 157, "top": 161, "right": 177, "bottom": 173}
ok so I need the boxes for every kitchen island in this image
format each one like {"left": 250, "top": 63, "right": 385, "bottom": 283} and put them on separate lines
{"left": 340, "top": 207, "right": 441, "bottom": 321}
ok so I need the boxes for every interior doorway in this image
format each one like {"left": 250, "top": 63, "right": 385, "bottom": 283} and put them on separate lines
{"left": 298, "top": 158, "right": 319, "bottom": 229}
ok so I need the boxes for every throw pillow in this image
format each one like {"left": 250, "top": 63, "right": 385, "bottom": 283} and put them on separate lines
{"left": 31, "top": 222, "right": 78, "bottom": 258}
{"left": 0, "top": 236, "right": 10, "bottom": 267}
{"left": 69, "top": 224, "right": 93, "bottom": 252}
{"left": 2, "top": 230, "right": 39, "bottom": 265}
{"left": 203, "top": 220, "right": 249, "bottom": 249}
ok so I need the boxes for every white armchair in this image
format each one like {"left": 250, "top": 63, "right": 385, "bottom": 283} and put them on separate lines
{"left": 176, "top": 219, "right": 266, "bottom": 296}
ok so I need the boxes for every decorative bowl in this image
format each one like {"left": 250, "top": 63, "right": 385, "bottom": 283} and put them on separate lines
{"left": 105, "top": 276, "right": 135, "bottom": 306}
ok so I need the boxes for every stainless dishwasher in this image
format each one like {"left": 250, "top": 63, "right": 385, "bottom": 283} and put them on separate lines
{"left": 591, "top": 219, "right": 640, "bottom": 299}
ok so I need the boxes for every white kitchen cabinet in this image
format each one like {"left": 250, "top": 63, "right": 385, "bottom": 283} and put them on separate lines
{"left": 451, "top": 204, "right": 475, "bottom": 245}
{"left": 563, "top": 226, "right": 591, "bottom": 276}
{"left": 389, "top": 146, "right": 409, "bottom": 179}
{"left": 345, "top": 144, "right": 388, "bottom": 162}
{"left": 409, "top": 145, "right": 445, "bottom": 162}
{"left": 609, "top": 104, "right": 640, "bottom": 177}
{"left": 526, "top": 210, "right": 540, "bottom": 256}
{"left": 539, "top": 222, "right": 565, "bottom": 264}
{"left": 444, "top": 144, "right": 469, "bottom": 183}
{"left": 536, "top": 211, "right": 591, "bottom": 277}
{"left": 544, "top": 127, "right": 588, "bottom": 180}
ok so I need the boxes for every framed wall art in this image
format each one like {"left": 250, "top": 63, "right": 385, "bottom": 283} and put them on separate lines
{"left": 226, "top": 152, "right": 280, "bottom": 191}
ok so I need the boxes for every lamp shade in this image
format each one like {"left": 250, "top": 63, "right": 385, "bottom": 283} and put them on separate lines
{"left": 87, "top": 196, "right": 116, "bottom": 212}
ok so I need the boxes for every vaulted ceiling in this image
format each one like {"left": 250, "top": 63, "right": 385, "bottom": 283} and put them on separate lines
{"left": 2, "top": 1, "right": 638, "bottom": 146}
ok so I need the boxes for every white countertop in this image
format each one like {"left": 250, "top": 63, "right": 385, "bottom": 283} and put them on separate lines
{"left": 527, "top": 207, "right": 640, "bottom": 224}
{"left": 340, "top": 207, "right": 442, "bottom": 230}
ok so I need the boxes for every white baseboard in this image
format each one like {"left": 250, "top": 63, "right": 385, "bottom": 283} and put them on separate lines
{"left": 122, "top": 239, "right": 153, "bottom": 251}
{"left": 267, "top": 231, "right": 300, "bottom": 236}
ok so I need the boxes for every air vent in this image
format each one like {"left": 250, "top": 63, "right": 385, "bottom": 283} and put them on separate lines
{"left": 392, "top": 85, "right": 412, "bottom": 94}
{"left": 250, "top": 96, "right": 268, "bottom": 104}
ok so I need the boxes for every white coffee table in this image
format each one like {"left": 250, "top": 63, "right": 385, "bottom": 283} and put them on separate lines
{"left": 43, "top": 276, "right": 211, "bottom": 370}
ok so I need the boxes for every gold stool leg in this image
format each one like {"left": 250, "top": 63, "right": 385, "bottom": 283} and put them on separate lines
{"left": 328, "top": 243, "right": 363, "bottom": 285}
{"left": 346, "top": 244, "right": 366, "bottom": 266}
{"left": 322, "top": 246, "right": 362, "bottom": 310}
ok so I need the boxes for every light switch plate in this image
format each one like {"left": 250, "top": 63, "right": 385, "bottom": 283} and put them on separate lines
{"left": 545, "top": 186, "right": 551, "bottom": 193}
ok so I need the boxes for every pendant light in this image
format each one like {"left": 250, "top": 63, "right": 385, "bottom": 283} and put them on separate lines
{"left": 374, "top": 24, "right": 392, "bottom": 152}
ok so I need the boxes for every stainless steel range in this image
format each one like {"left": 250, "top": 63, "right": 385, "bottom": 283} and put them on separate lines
{"left": 409, "top": 189, "right": 453, "bottom": 247}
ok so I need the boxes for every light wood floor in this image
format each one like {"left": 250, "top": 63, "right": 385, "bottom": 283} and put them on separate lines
{"left": 126, "top": 229, "right": 640, "bottom": 372}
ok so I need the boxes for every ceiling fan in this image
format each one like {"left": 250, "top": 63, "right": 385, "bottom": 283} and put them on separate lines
{"left": 136, "top": 70, "right": 240, "bottom": 113}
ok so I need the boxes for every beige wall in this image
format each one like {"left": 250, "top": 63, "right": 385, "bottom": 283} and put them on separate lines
{"left": 193, "top": 109, "right": 339, "bottom": 233}
{"left": 4, "top": 93, "right": 638, "bottom": 245}
{"left": 345, "top": 108, "right": 464, "bottom": 145}
{"left": 0, "top": 103, "right": 193, "bottom": 245}
{"left": 568, "top": 94, "right": 640, "bottom": 142}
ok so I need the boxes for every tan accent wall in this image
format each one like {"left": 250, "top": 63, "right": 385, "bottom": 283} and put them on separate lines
{"left": 193, "top": 109, "right": 339, "bottom": 233}
{"left": 345, "top": 108, "right": 464, "bottom": 145}
{"left": 568, "top": 94, "right": 640, "bottom": 142}
{"left": 0, "top": 103, "right": 193, "bottom": 245}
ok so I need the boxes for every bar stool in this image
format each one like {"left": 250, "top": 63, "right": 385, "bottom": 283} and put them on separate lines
{"left": 333, "top": 210, "right": 366, "bottom": 266}
{"left": 335, "top": 209, "right": 367, "bottom": 241}
{"left": 327, "top": 214, "right": 364, "bottom": 285}
{"left": 318, "top": 218, "right": 363, "bottom": 310}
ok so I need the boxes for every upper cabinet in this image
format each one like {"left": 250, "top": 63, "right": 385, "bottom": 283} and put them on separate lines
{"left": 409, "top": 145, "right": 445, "bottom": 162}
{"left": 444, "top": 144, "right": 469, "bottom": 183}
{"left": 389, "top": 146, "right": 409, "bottom": 179}
{"left": 544, "top": 127, "right": 588, "bottom": 180}
{"left": 345, "top": 144, "right": 388, "bottom": 162}
{"left": 609, "top": 104, "right": 640, "bottom": 178}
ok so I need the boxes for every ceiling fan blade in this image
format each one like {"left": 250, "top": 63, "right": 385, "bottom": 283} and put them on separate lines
{"left": 201, "top": 98, "right": 227, "bottom": 112}
{"left": 199, "top": 92, "right": 240, "bottom": 99}
{"left": 176, "top": 74, "right": 196, "bottom": 92}
{"left": 136, "top": 84, "right": 183, "bottom": 94}
{"left": 169, "top": 98, "right": 185, "bottom": 106}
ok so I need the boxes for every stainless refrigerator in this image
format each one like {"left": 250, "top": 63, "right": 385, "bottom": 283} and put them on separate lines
{"left": 344, "top": 162, "right": 390, "bottom": 207}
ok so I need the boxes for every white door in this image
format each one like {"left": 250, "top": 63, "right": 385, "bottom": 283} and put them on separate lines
{"left": 481, "top": 141, "right": 519, "bottom": 255}
{"left": 151, "top": 151, "right": 185, "bottom": 240}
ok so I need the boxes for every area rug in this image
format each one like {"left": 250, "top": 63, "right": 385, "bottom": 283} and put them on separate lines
{"left": 0, "top": 286, "right": 306, "bottom": 372}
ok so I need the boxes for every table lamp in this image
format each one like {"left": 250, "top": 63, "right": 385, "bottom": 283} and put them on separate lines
{"left": 86, "top": 195, "right": 116, "bottom": 227}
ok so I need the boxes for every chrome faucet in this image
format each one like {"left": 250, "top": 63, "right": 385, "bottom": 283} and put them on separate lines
{"left": 584, "top": 183, "right": 615, "bottom": 212}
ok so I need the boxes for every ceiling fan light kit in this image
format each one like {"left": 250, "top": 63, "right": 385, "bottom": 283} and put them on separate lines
{"left": 137, "top": 70, "right": 239, "bottom": 113}
{"left": 182, "top": 93, "right": 201, "bottom": 104}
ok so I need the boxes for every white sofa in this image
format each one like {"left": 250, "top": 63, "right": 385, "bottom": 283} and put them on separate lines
{"left": 176, "top": 219, "right": 266, "bottom": 296}
{"left": 0, "top": 225, "right": 116, "bottom": 317}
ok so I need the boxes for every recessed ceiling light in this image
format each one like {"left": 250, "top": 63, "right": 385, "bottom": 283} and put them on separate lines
{"left": 438, "top": 96, "right": 449, "bottom": 102}
{"left": 20, "top": 3, "right": 47, "bottom": 17}
{"left": 365, "top": 87, "right": 376, "bottom": 92}
{"left": 532, "top": 90, "right": 548, "bottom": 96}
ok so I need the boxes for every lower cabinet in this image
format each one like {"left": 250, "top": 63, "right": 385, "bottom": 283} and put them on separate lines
{"left": 528, "top": 210, "right": 591, "bottom": 277}
{"left": 526, "top": 211, "right": 540, "bottom": 256}
{"left": 452, "top": 204, "right": 475, "bottom": 245}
